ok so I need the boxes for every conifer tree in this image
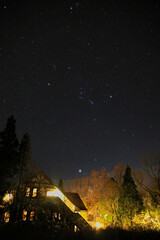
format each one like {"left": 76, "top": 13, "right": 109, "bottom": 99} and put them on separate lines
{"left": 118, "top": 165, "right": 143, "bottom": 226}
{"left": 0, "top": 115, "right": 19, "bottom": 195}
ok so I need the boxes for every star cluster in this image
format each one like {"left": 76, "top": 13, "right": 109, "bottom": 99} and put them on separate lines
{"left": 0, "top": 0, "right": 160, "bottom": 180}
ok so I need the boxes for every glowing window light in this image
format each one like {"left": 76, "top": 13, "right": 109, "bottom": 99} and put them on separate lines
{"left": 32, "top": 188, "right": 37, "bottom": 197}
{"left": 3, "top": 193, "right": 13, "bottom": 203}
{"left": 26, "top": 187, "right": 30, "bottom": 197}
{"left": 22, "top": 210, "right": 27, "bottom": 221}
{"left": 74, "top": 225, "right": 78, "bottom": 232}
{"left": 47, "top": 189, "right": 62, "bottom": 199}
{"left": 30, "top": 211, "right": 35, "bottom": 221}
{"left": 47, "top": 190, "right": 54, "bottom": 197}
{"left": 95, "top": 222, "right": 102, "bottom": 229}
{"left": 4, "top": 212, "right": 10, "bottom": 223}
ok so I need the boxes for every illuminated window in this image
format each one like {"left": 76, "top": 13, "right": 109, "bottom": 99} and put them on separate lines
{"left": 74, "top": 225, "right": 78, "bottom": 232}
{"left": 47, "top": 189, "right": 62, "bottom": 198}
{"left": 32, "top": 188, "right": 37, "bottom": 197}
{"left": 30, "top": 211, "right": 35, "bottom": 221}
{"left": 26, "top": 187, "right": 30, "bottom": 197}
{"left": 47, "top": 190, "right": 55, "bottom": 197}
{"left": 3, "top": 193, "right": 13, "bottom": 203}
{"left": 4, "top": 212, "right": 10, "bottom": 223}
{"left": 22, "top": 210, "right": 27, "bottom": 221}
{"left": 53, "top": 212, "right": 58, "bottom": 219}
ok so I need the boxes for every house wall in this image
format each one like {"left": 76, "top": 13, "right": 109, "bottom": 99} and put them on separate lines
{"left": 2, "top": 172, "right": 89, "bottom": 227}
{"left": 46, "top": 187, "right": 76, "bottom": 212}
{"left": 79, "top": 210, "right": 88, "bottom": 221}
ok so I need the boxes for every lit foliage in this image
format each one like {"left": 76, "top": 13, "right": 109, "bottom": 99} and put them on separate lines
{"left": 98, "top": 178, "right": 120, "bottom": 227}
{"left": 131, "top": 194, "right": 160, "bottom": 231}
{"left": 118, "top": 166, "right": 144, "bottom": 228}
{"left": 67, "top": 164, "right": 160, "bottom": 230}
{"left": 95, "top": 221, "right": 102, "bottom": 229}
{"left": 68, "top": 167, "right": 121, "bottom": 226}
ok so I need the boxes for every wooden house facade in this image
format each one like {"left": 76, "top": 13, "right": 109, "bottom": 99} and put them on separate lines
{"left": 1, "top": 171, "right": 91, "bottom": 232}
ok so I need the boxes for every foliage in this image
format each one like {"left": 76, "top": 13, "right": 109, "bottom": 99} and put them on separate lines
{"left": 98, "top": 178, "right": 120, "bottom": 227}
{"left": 0, "top": 116, "right": 33, "bottom": 223}
{"left": 0, "top": 115, "right": 19, "bottom": 195}
{"left": 136, "top": 153, "right": 160, "bottom": 205}
{"left": 67, "top": 167, "right": 122, "bottom": 226}
{"left": 118, "top": 165, "right": 144, "bottom": 228}
{"left": 1, "top": 117, "right": 160, "bottom": 232}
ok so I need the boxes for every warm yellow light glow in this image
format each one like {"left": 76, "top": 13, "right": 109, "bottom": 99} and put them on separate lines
{"left": 32, "top": 188, "right": 37, "bottom": 197}
{"left": 95, "top": 222, "right": 102, "bottom": 229}
{"left": 47, "top": 190, "right": 54, "bottom": 197}
{"left": 3, "top": 193, "right": 13, "bottom": 203}
{"left": 4, "top": 212, "right": 10, "bottom": 223}
{"left": 26, "top": 187, "right": 30, "bottom": 197}
{"left": 22, "top": 210, "right": 27, "bottom": 221}
{"left": 47, "top": 188, "right": 62, "bottom": 199}
{"left": 30, "top": 211, "right": 35, "bottom": 221}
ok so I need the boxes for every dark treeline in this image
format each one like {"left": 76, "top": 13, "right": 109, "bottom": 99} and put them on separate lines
{"left": 0, "top": 116, "right": 160, "bottom": 239}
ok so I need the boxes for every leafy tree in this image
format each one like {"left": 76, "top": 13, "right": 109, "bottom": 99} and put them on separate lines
{"left": 98, "top": 178, "right": 120, "bottom": 227}
{"left": 111, "top": 162, "right": 126, "bottom": 186}
{"left": 136, "top": 153, "right": 160, "bottom": 204}
{"left": 0, "top": 115, "right": 19, "bottom": 195}
{"left": 118, "top": 165, "right": 143, "bottom": 228}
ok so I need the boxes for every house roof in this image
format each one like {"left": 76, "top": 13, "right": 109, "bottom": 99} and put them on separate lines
{"left": 64, "top": 192, "right": 87, "bottom": 211}
{"left": 29, "top": 170, "right": 56, "bottom": 187}
{"left": 40, "top": 170, "right": 55, "bottom": 186}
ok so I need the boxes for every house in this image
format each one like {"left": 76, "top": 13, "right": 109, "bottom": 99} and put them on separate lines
{"left": 1, "top": 171, "right": 92, "bottom": 232}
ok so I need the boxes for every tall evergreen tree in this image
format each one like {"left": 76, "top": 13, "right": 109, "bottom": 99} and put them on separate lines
{"left": 0, "top": 115, "right": 19, "bottom": 195}
{"left": 118, "top": 165, "right": 143, "bottom": 226}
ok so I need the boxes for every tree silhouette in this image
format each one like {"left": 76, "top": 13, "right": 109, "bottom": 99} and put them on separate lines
{"left": 118, "top": 165, "right": 143, "bottom": 227}
{"left": 0, "top": 115, "right": 19, "bottom": 195}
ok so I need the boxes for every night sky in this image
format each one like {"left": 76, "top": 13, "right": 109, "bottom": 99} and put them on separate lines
{"left": 0, "top": 0, "right": 160, "bottom": 180}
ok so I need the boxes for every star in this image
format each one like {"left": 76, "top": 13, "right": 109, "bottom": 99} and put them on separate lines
{"left": 78, "top": 169, "right": 82, "bottom": 173}
{"left": 89, "top": 99, "right": 94, "bottom": 105}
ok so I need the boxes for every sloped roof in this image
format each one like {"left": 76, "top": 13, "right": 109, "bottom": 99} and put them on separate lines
{"left": 28, "top": 170, "right": 56, "bottom": 188}
{"left": 40, "top": 170, "right": 55, "bottom": 186}
{"left": 64, "top": 192, "right": 87, "bottom": 211}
